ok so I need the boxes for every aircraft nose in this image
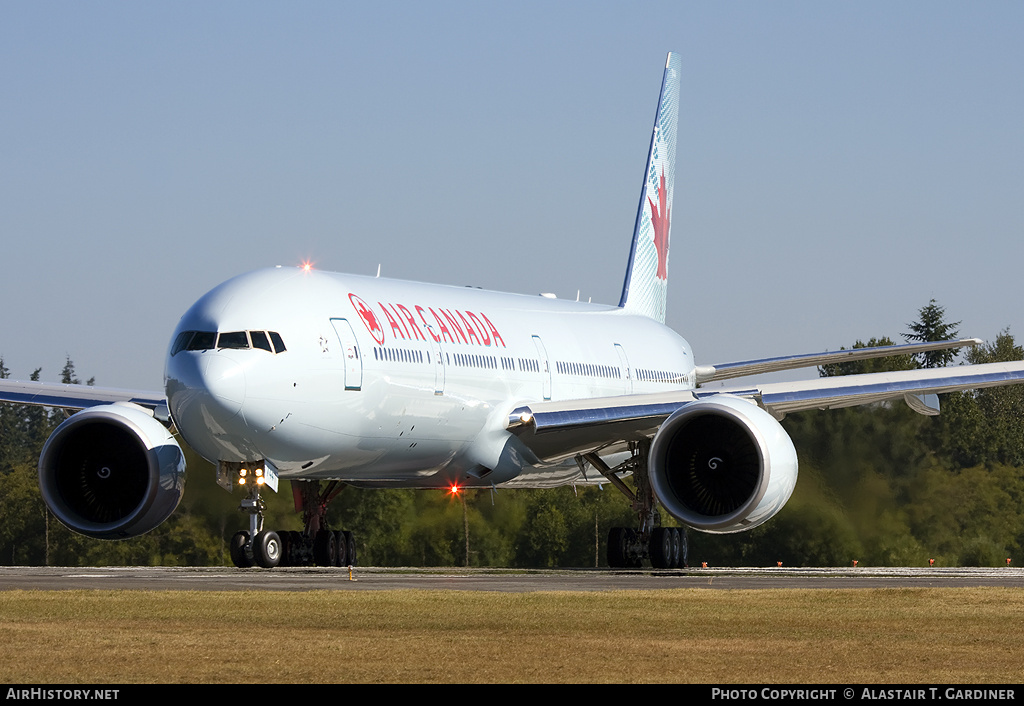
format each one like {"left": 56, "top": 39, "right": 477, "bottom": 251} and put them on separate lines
{"left": 165, "top": 350, "right": 246, "bottom": 430}
{"left": 200, "top": 354, "right": 246, "bottom": 414}
{"left": 165, "top": 349, "right": 257, "bottom": 462}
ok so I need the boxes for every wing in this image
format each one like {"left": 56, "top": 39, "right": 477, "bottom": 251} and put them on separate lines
{"left": 0, "top": 379, "right": 168, "bottom": 420}
{"left": 507, "top": 359, "right": 1024, "bottom": 463}
{"left": 693, "top": 337, "right": 982, "bottom": 383}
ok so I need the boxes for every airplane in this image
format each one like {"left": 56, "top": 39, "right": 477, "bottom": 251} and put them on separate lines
{"left": 4, "top": 52, "right": 1024, "bottom": 569}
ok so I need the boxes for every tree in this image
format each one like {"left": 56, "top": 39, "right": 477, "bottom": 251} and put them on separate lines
{"left": 19, "top": 368, "right": 53, "bottom": 458}
{"left": 904, "top": 299, "right": 961, "bottom": 368}
{"left": 0, "top": 357, "right": 25, "bottom": 473}
{"left": 819, "top": 337, "right": 916, "bottom": 377}
{"left": 906, "top": 464, "right": 1024, "bottom": 566}
{"left": 58, "top": 355, "right": 94, "bottom": 387}
{"left": 928, "top": 329, "right": 1024, "bottom": 468}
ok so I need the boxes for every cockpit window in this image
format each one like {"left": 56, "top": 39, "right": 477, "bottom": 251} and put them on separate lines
{"left": 268, "top": 331, "right": 286, "bottom": 353}
{"left": 172, "top": 330, "right": 286, "bottom": 355}
{"left": 217, "top": 331, "right": 249, "bottom": 349}
{"left": 187, "top": 331, "right": 217, "bottom": 351}
{"left": 250, "top": 330, "right": 272, "bottom": 352}
{"left": 171, "top": 331, "right": 194, "bottom": 356}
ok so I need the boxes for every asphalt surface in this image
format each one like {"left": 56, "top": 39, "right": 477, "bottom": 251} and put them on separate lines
{"left": 1, "top": 565, "right": 1022, "bottom": 591}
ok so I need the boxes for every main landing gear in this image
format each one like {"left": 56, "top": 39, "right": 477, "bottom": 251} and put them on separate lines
{"left": 580, "top": 440, "right": 689, "bottom": 569}
{"left": 227, "top": 472, "right": 358, "bottom": 569}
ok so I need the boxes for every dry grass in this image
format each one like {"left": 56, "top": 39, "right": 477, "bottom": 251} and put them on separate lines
{"left": 0, "top": 588, "right": 1021, "bottom": 683}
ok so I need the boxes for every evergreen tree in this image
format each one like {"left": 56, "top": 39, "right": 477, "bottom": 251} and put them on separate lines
{"left": 20, "top": 368, "right": 52, "bottom": 456}
{"left": 0, "top": 358, "right": 23, "bottom": 473}
{"left": 59, "top": 356, "right": 80, "bottom": 385}
{"left": 904, "top": 299, "right": 961, "bottom": 368}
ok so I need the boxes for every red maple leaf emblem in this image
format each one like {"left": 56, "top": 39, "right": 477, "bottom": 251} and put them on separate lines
{"left": 647, "top": 169, "right": 670, "bottom": 280}
{"left": 349, "top": 294, "right": 385, "bottom": 345}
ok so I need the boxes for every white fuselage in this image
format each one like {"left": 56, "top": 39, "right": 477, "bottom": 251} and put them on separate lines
{"left": 164, "top": 266, "right": 696, "bottom": 488}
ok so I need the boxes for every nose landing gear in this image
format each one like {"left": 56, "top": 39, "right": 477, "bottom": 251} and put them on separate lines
{"left": 224, "top": 462, "right": 356, "bottom": 569}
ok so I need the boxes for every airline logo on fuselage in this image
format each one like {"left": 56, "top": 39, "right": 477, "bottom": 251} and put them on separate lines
{"left": 349, "top": 294, "right": 385, "bottom": 345}
{"left": 349, "top": 294, "right": 506, "bottom": 348}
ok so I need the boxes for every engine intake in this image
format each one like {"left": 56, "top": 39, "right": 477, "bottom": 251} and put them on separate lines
{"left": 649, "top": 395, "right": 797, "bottom": 533}
{"left": 39, "top": 403, "right": 186, "bottom": 539}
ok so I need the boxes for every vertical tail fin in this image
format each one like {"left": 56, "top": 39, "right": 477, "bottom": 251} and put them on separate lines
{"left": 618, "top": 52, "right": 680, "bottom": 323}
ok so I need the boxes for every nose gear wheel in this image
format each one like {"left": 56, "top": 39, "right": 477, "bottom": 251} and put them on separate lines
{"left": 227, "top": 473, "right": 358, "bottom": 569}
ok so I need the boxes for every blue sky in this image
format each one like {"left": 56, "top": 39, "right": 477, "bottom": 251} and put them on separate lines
{"left": 2, "top": 2, "right": 1022, "bottom": 390}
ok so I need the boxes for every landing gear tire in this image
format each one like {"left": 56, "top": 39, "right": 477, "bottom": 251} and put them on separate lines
{"left": 607, "top": 527, "right": 643, "bottom": 568}
{"left": 333, "top": 530, "right": 348, "bottom": 566}
{"left": 277, "top": 531, "right": 291, "bottom": 566}
{"left": 650, "top": 527, "right": 673, "bottom": 569}
{"left": 287, "top": 531, "right": 305, "bottom": 566}
{"left": 669, "top": 527, "right": 681, "bottom": 568}
{"left": 230, "top": 530, "right": 254, "bottom": 568}
{"left": 253, "top": 530, "right": 283, "bottom": 568}
{"left": 677, "top": 527, "right": 689, "bottom": 568}
{"left": 607, "top": 527, "right": 627, "bottom": 568}
{"left": 343, "top": 530, "right": 357, "bottom": 567}
{"left": 649, "top": 527, "right": 685, "bottom": 569}
{"left": 228, "top": 477, "right": 358, "bottom": 569}
{"left": 314, "top": 529, "right": 337, "bottom": 566}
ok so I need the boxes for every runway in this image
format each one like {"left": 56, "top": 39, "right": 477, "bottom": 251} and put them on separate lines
{"left": 1, "top": 565, "right": 1022, "bottom": 591}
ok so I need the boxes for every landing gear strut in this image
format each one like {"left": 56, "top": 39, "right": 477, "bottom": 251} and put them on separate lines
{"left": 581, "top": 440, "right": 688, "bottom": 569}
{"left": 229, "top": 475, "right": 282, "bottom": 568}
{"left": 225, "top": 463, "right": 357, "bottom": 569}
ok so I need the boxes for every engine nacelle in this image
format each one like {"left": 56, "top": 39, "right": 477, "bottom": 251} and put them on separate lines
{"left": 38, "top": 403, "right": 186, "bottom": 539}
{"left": 649, "top": 395, "right": 798, "bottom": 534}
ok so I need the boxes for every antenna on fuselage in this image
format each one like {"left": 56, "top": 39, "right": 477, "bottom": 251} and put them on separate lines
{"left": 376, "top": 264, "right": 381, "bottom": 278}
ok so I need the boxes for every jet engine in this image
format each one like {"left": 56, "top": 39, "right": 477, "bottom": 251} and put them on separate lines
{"left": 38, "top": 403, "right": 186, "bottom": 539}
{"left": 649, "top": 395, "right": 798, "bottom": 533}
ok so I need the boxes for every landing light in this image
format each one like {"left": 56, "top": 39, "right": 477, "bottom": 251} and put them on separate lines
{"left": 301, "top": 260, "right": 315, "bottom": 273}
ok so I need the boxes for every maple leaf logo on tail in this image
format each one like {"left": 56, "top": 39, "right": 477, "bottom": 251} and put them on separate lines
{"left": 647, "top": 169, "right": 670, "bottom": 280}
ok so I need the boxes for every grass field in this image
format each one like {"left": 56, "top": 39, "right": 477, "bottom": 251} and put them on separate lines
{"left": 0, "top": 587, "right": 1021, "bottom": 683}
